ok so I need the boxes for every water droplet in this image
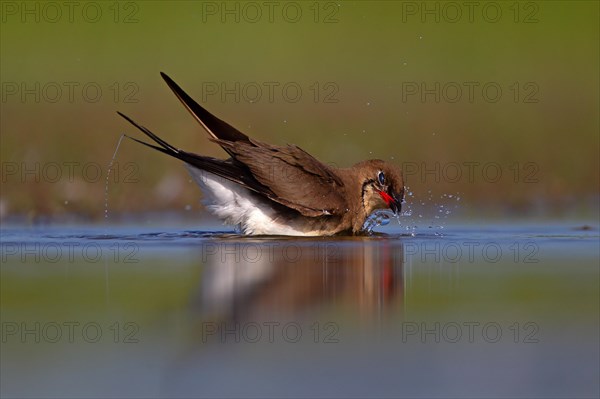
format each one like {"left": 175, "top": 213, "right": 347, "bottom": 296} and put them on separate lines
{"left": 105, "top": 134, "right": 127, "bottom": 221}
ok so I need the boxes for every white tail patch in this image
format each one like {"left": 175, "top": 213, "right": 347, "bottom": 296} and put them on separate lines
{"left": 186, "top": 165, "right": 322, "bottom": 236}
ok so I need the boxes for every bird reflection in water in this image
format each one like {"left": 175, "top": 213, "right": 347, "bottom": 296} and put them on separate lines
{"left": 189, "top": 238, "right": 405, "bottom": 325}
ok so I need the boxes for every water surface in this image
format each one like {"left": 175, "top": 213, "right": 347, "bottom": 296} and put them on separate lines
{"left": 1, "top": 222, "right": 598, "bottom": 398}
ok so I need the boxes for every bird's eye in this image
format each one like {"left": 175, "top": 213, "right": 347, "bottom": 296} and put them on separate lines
{"left": 378, "top": 171, "right": 385, "bottom": 185}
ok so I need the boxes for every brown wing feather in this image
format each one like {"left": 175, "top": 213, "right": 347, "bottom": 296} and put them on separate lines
{"left": 118, "top": 111, "right": 342, "bottom": 218}
{"left": 215, "top": 139, "right": 348, "bottom": 216}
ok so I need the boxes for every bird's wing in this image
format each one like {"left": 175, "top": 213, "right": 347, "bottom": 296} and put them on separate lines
{"left": 118, "top": 112, "right": 347, "bottom": 217}
{"left": 158, "top": 72, "right": 349, "bottom": 216}
{"left": 215, "top": 139, "right": 349, "bottom": 216}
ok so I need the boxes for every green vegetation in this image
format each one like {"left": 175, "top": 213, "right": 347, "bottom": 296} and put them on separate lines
{"left": 1, "top": 1, "right": 598, "bottom": 221}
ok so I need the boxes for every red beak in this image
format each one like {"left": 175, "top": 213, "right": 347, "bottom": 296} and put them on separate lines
{"left": 378, "top": 191, "right": 402, "bottom": 215}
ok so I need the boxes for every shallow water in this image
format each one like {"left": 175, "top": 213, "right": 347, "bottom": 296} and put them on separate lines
{"left": 1, "top": 221, "right": 598, "bottom": 398}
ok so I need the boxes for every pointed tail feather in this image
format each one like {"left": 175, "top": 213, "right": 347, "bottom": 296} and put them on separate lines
{"left": 160, "top": 72, "right": 250, "bottom": 144}
{"left": 117, "top": 112, "right": 179, "bottom": 153}
{"left": 117, "top": 111, "right": 274, "bottom": 196}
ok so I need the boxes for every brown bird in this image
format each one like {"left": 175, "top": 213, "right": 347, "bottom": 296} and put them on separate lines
{"left": 118, "top": 72, "right": 404, "bottom": 236}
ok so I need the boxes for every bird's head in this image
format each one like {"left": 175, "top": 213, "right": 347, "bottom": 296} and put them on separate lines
{"left": 355, "top": 160, "right": 404, "bottom": 216}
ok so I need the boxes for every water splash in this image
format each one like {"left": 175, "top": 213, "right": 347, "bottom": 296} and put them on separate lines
{"left": 399, "top": 187, "right": 462, "bottom": 236}
{"left": 104, "top": 133, "right": 127, "bottom": 307}
{"left": 105, "top": 134, "right": 127, "bottom": 222}
{"left": 363, "top": 211, "right": 391, "bottom": 234}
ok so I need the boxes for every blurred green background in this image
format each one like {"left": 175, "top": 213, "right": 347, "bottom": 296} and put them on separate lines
{"left": 1, "top": 1, "right": 598, "bottom": 223}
